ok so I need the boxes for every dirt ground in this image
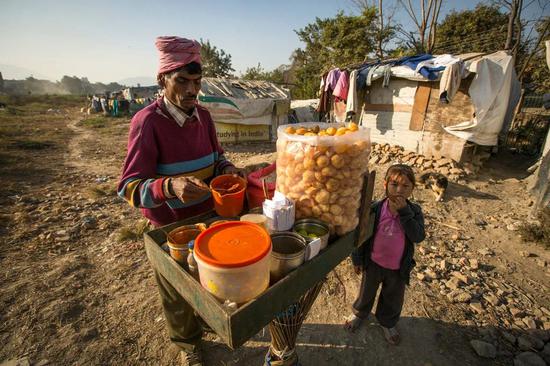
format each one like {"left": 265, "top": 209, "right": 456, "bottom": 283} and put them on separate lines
{"left": 1, "top": 97, "right": 549, "bottom": 366}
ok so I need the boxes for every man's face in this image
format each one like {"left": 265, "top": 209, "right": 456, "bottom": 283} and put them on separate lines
{"left": 162, "top": 68, "right": 202, "bottom": 114}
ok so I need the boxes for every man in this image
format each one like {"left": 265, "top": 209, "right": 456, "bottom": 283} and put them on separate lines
{"left": 118, "top": 36, "right": 242, "bottom": 366}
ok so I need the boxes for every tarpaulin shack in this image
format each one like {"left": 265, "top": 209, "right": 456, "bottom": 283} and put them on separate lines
{"left": 324, "top": 51, "right": 521, "bottom": 162}
{"left": 198, "top": 78, "right": 290, "bottom": 143}
{"left": 122, "top": 86, "right": 159, "bottom": 100}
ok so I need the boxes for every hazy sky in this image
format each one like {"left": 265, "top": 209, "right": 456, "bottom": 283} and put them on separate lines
{"left": 0, "top": 0, "right": 546, "bottom": 84}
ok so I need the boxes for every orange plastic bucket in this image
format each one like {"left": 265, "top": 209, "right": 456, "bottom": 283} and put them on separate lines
{"left": 210, "top": 174, "right": 247, "bottom": 217}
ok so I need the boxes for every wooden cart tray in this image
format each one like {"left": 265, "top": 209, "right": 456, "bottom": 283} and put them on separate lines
{"left": 143, "top": 171, "right": 375, "bottom": 349}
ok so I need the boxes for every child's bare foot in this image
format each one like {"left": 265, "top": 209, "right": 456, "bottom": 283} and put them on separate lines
{"left": 344, "top": 315, "right": 364, "bottom": 333}
{"left": 381, "top": 326, "right": 400, "bottom": 345}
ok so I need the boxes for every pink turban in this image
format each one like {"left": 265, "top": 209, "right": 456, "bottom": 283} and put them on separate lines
{"left": 155, "top": 36, "right": 201, "bottom": 75}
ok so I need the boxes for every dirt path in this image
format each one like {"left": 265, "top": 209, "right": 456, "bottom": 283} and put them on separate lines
{"left": 1, "top": 105, "right": 549, "bottom": 366}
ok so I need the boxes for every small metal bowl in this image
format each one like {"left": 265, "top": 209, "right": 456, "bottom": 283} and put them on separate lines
{"left": 292, "top": 218, "right": 330, "bottom": 250}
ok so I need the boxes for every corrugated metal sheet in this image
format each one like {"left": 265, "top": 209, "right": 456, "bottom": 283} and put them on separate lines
{"left": 360, "top": 79, "right": 421, "bottom": 152}
{"left": 367, "top": 79, "right": 417, "bottom": 104}
{"left": 200, "top": 78, "right": 290, "bottom": 100}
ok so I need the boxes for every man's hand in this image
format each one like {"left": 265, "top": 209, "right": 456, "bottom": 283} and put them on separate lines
{"left": 222, "top": 165, "right": 246, "bottom": 178}
{"left": 353, "top": 265, "right": 362, "bottom": 275}
{"left": 169, "top": 176, "right": 210, "bottom": 202}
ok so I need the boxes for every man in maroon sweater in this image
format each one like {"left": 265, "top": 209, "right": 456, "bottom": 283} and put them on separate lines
{"left": 118, "top": 36, "right": 242, "bottom": 366}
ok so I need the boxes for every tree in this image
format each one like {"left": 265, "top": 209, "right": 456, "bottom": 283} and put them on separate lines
{"left": 59, "top": 75, "right": 83, "bottom": 94}
{"left": 200, "top": 39, "right": 235, "bottom": 78}
{"left": 396, "top": 0, "right": 443, "bottom": 53}
{"left": 518, "top": 16, "right": 550, "bottom": 91}
{"left": 0, "top": 72, "right": 3, "bottom": 92}
{"left": 241, "top": 63, "right": 288, "bottom": 84}
{"left": 350, "top": 0, "right": 397, "bottom": 58}
{"left": 290, "top": 9, "right": 380, "bottom": 98}
{"left": 435, "top": 5, "right": 509, "bottom": 55}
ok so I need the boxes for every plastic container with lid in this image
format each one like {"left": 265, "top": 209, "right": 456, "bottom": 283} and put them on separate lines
{"left": 187, "top": 241, "right": 199, "bottom": 281}
{"left": 194, "top": 221, "right": 272, "bottom": 304}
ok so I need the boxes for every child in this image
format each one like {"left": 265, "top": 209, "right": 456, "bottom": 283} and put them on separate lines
{"left": 345, "top": 164, "right": 425, "bottom": 345}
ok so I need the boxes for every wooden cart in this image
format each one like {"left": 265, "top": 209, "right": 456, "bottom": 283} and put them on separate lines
{"left": 143, "top": 171, "right": 376, "bottom": 350}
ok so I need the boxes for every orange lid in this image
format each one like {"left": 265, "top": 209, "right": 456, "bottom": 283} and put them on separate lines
{"left": 194, "top": 221, "right": 272, "bottom": 268}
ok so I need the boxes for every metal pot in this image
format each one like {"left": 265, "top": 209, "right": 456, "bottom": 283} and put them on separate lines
{"left": 293, "top": 218, "right": 330, "bottom": 250}
{"left": 270, "top": 232, "right": 306, "bottom": 283}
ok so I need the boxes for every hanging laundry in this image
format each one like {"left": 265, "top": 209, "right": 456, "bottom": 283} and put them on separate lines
{"left": 415, "top": 54, "right": 460, "bottom": 80}
{"left": 439, "top": 61, "right": 464, "bottom": 103}
{"left": 325, "top": 68, "right": 341, "bottom": 91}
{"left": 316, "top": 72, "right": 331, "bottom": 117}
{"left": 345, "top": 69, "right": 359, "bottom": 117}
{"left": 333, "top": 70, "right": 350, "bottom": 102}
{"left": 356, "top": 61, "right": 380, "bottom": 89}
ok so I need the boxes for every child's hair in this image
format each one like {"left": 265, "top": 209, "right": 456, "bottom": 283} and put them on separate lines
{"left": 385, "top": 164, "right": 416, "bottom": 186}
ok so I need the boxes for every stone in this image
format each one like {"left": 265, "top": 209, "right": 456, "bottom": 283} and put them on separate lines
{"left": 369, "top": 156, "right": 381, "bottom": 164}
{"left": 510, "top": 308, "right": 526, "bottom": 318}
{"left": 523, "top": 317, "right": 537, "bottom": 329}
{"left": 470, "top": 339, "right": 496, "bottom": 359}
{"left": 439, "top": 260, "right": 447, "bottom": 271}
{"left": 536, "top": 259, "right": 547, "bottom": 268}
{"left": 542, "top": 343, "right": 550, "bottom": 364}
{"left": 0, "top": 358, "right": 31, "bottom": 366}
{"left": 469, "top": 259, "right": 479, "bottom": 270}
{"left": 478, "top": 248, "right": 494, "bottom": 256}
{"left": 483, "top": 294, "right": 500, "bottom": 306}
{"left": 416, "top": 273, "right": 426, "bottom": 281}
{"left": 452, "top": 271, "right": 470, "bottom": 284}
{"left": 519, "top": 251, "right": 532, "bottom": 258}
{"left": 518, "top": 336, "right": 534, "bottom": 351}
{"left": 55, "top": 235, "right": 71, "bottom": 242}
{"left": 379, "top": 156, "right": 391, "bottom": 164}
{"left": 501, "top": 331, "right": 516, "bottom": 344}
{"left": 435, "top": 158, "right": 453, "bottom": 167}
{"left": 424, "top": 269, "right": 438, "bottom": 280}
{"left": 543, "top": 322, "right": 550, "bottom": 330}
{"left": 541, "top": 307, "right": 550, "bottom": 316}
{"left": 475, "top": 218, "right": 487, "bottom": 226}
{"left": 529, "top": 336, "right": 544, "bottom": 350}
{"left": 513, "top": 352, "right": 546, "bottom": 366}
{"left": 439, "top": 167, "right": 450, "bottom": 176}
{"left": 470, "top": 301, "right": 484, "bottom": 314}
{"left": 455, "top": 291, "right": 472, "bottom": 303}
{"left": 445, "top": 278, "right": 462, "bottom": 290}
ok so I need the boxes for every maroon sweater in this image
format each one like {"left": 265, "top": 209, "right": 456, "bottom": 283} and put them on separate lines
{"left": 117, "top": 99, "right": 233, "bottom": 226}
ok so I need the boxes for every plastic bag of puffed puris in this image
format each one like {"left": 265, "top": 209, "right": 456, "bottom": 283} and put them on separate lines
{"left": 275, "top": 122, "right": 371, "bottom": 236}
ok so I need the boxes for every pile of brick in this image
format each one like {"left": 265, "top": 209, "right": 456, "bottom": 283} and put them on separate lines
{"left": 368, "top": 142, "right": 490, "bottom": 182}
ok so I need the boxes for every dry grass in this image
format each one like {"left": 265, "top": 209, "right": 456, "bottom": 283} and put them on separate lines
{"left": 78, "top": 116, "right": 109, "bottom": 129}
{"left": 519, "top": 207, "right": 550, "bottom": 249}
{"left": 117, "top": 220, "right": 150, "bottom": 242}
{"left": 84, "top": 184, "right": 117, "bottom": 199}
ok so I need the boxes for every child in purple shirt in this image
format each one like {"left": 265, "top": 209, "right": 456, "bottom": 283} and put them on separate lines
{"left": 346, "top": 164, "right": 425, "bottom": 345}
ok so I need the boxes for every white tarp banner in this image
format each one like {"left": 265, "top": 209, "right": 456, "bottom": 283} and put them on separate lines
{"left": 444, "top": 51, "right": 521, "bottom": 145}
{"left": 198, "top": 95, "right": 275, "bottom": 125}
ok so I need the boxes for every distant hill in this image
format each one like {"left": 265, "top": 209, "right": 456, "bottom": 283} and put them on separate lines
{"left": 0, "top": 64, "right": 52, "bottom": 81}
{"left": 118, "top": 76, "right": 156, "bottom": 87}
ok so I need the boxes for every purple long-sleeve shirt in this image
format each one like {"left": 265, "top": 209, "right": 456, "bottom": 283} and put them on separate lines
{"left": 117, "top": 99, "right": 233, "bottom": 226}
